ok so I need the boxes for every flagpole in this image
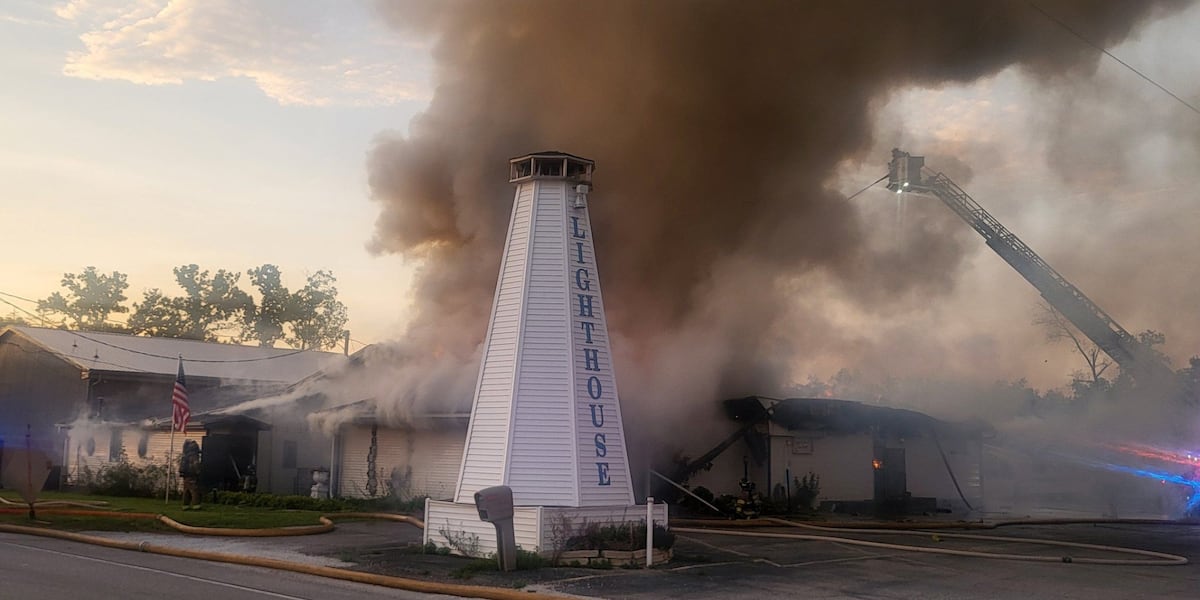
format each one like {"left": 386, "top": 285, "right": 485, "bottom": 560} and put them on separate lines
{"left": 165, "top": 425, "right": 175, "bottom": 504}
{"left": 165, "top": 355, "right": 184, "bottom": 505}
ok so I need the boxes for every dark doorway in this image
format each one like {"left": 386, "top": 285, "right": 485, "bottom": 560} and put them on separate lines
{"left": 200, "top": 433, "right": 257, "bottom": 491}
{"left": 874, "top": 446, "right": 907, "bottom": 514}
{"left": 195, "top": 415, "right": 268, "bottom": 492}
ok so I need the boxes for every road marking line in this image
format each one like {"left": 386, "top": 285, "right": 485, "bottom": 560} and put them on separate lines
{"left": 0, "top": 540, "right": 311, "bottom": 600}
{"left": 667, "top": 560, "right": 744, "bottom": 571}
{"left": 676, "top": 535, "right": 752, "bottom": 557}
{"left": 778, "top": 553, "right": 903, "bottom": 567}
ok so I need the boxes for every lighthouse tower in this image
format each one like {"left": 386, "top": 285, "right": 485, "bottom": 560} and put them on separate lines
{"left": 453, "top": 151, "right": 634, "bottom": 507}
{"left": 425, "top": 152, "right": 658, "bottom": 556}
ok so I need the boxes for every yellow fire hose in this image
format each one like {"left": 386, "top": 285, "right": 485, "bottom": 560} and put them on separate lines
{"left": 0, "top": 507, "right": 424, "bottom": 537}
{"left": 0, "top": 521, "right": 570, "bottom": 600}
{"left": 0, "top": 496, "right": 110, "bottom": 509}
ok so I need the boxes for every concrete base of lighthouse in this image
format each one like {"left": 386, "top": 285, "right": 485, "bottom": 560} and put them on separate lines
{"left": 424, "top": 499, "right": 668, "bottom": 561}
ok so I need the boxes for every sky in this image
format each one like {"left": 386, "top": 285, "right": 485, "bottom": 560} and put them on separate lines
{"left": 2, "top": 0, "right": 1198, "bottom": 394}
{"left": 0, "top": 0, "right": 433, "bottom": 351}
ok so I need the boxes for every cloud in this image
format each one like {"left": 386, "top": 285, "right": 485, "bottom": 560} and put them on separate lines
{"left": 57, "top": 0, "right": 430, "bottom": 107}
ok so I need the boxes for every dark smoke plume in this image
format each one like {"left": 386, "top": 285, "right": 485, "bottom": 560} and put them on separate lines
{"left": 363, "top": 0, "right": 1189, "bottom": 439}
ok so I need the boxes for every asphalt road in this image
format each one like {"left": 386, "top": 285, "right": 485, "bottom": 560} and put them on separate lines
{"left": 0, "top": 532, "right": 462, "bottom": 600}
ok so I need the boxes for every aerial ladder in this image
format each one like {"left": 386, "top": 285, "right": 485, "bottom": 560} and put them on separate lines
{"left": 886, "top": 149, "right": 1175, "bottom": 385}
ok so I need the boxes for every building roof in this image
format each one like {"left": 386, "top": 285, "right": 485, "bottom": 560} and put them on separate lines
{"left": 724, "top": 396, "right": 991, "bottom": 437}
{"left": 2, "top": 326, "right": 343, "bottom": 383}
{"left": 311, "top": 398, "right": 470, "bottom": 429}
{"left": 509, "top": 150, "right": 594, "bottom": 164}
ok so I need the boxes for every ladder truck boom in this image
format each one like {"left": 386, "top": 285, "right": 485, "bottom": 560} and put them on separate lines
{"left": 886, "top": 149, "right": 1173, "bottom": 384}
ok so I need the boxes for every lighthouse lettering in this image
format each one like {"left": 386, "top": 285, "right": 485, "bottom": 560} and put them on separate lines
{"left": 572, "top": 215, "right": 611, "bottom": 486}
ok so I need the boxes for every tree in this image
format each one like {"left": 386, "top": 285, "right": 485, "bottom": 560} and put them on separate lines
{"left": 0, "top": 310, "right": 31, "bottom": 328}
{"left": 1033, "top": 301, "right": 1111, "bottom": 390}
{"left": 285, "top": 270, "right": 349, "bottom": 351}
{"left": 243, "top": 264, "right": 291, "bottom": 348}
{"left": 1184, "top": 357, "right": 1200, "bottom": 406}
{"left": 38, "top": 267, "right": 130, "bottom": 332}
{"left": 127, "top": 289, "right": 187, "bottom": 338}
{"left": 1135, "top": 329, "right": 1171, "bottom": 368}
{"left": 242, "top": 265, "right": 349, "bottom": 350}
{"left": 128, "top": 265, "right": 252, "bottom": 341}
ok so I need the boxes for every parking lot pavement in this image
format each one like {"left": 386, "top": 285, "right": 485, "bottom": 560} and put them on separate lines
{"left": 547, "top": 523, "right": 1200, "bottom": 599}
{"left": 58, "top": 519, "right": 1200, "bottom": 599}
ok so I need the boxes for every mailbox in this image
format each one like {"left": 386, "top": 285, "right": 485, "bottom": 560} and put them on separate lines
{"left": 474, "top": 485, "right": 514, "bottom": 522}
{"left": 474, "top": 485, "right": 517, "bottom": 571}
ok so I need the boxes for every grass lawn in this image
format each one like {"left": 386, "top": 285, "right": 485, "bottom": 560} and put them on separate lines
{"left": 0, "top": 491, "right": 329, "bottom": 532}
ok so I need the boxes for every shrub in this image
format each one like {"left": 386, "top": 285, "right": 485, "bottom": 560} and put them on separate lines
{"left": 793, "top": 471, "right": 821, "bottom": 512}
{"left": 209, "top": 491, "right": 429, "bottom": 513}
{"left": 348, "top": 494, "right": 427, "bottom": 514}
{"left": 565, "top": 520, "right": 675, "bottom": 551}
{"left": 212, "top": 491, "right": 349, "bottom": 511}
{"left": 76, "top": 458, "right": 169, "bottom": 497}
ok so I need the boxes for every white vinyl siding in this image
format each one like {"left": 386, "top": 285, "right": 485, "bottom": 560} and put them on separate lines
{"left": 767, "top": 431, "right": 875, "bottom": 502}
{"left": 454, "top": 177, "right": 634, "bottom": 507}
{"left": 338, "top": 424, "right": 464, "bottom": 500}
{"left": 508, "top": 182, "right": 576, "bottom": 506}
{"left": 338, "top": 424, "right": 373, "bottom": 498}
{"left": 425, "top": 500, "right": 668, "bottom": 556}
{"left": 455, "top": 183, "right": 534, "bottom": 502}
{"left": 425, "top": 499, "right": 542, "bottom": 556}
{"left": 64, "top": 426, "right": 205, "bottom": 485}
{"left": 568, "top": 190, "right": 634, "bottom": 506}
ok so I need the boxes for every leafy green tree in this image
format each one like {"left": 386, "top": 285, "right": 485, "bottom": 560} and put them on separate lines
{"left": 243, "top": 264, "right": 292, "bottom": 348}
{"left": 242, "top": 265, "right": 349, "bottom": 350}
{"left": 127, "top": 289, "right": 187, "bottom": 338}
{"left": 37, "top": 267, "right": 130, "bottom": 332}
{"left": 285, "top": 270, "right": 349, "bottom": 350}
{"left": 128, "top": 265, "right": 252, "bottom": 341}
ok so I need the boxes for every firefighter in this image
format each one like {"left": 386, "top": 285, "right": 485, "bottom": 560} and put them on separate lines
{"left": 179, "top": 439, "right": 202, "bottom": 510}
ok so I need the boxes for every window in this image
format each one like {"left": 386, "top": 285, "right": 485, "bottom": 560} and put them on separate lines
{"left": 535, "top": 158, "right": 562, "bottom": 177}
{"left": 137, "top": 434, "right": 149, "bottom": 458}
{"left": 282, "top": 440, "right": 298, "bottom": 469}
{"left": 566, "top": 160, "right": 591, "bottom": 180}
{"left": 108, "top": 429, "right": 123, "bottom": 462}
{"left": 511, "top": 159, "right": 533, "bottom": 180}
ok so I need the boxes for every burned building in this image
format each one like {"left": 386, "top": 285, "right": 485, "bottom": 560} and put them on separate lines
{"left": 678, "top": 396, "right": 990, "bottom": 515}
{"left": 0, "top": 325, "right": 340, "bottom": 489}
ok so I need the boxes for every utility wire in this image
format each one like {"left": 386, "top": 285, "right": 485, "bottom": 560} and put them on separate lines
{"left": 0, "top": 297, "right": 51, "bottom": 326}
{"left": 0, "top": 290, "right": 40, "bottom": 304}
{"left": 0, "top": 289, "right": 128, "bottom": 328}
{"left": 845, "top": 174, "right": 889, "bottom": 201}
{"left": 1028, "top": 0, "right": 1200, "bottom": 117}
{"left": 4, "top": 339, "right": 156, "bottom": 374}
{"left": 1, "top": 297, "right": 315, "bottom": 363}
{"left": 68, "top": 331, "right": 312, "bottom": 363}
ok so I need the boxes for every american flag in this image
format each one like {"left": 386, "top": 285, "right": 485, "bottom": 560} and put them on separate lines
{"left": 172, "top": 359, "right": 190, "bottom": 432}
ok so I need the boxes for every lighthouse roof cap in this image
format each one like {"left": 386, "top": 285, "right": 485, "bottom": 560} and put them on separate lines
{"left": 509, "top": 150, "right": 594, "bottom": 165}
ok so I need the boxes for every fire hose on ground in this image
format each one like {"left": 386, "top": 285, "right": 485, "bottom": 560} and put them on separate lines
{"left": 0, "top": 507, "right": 422, "bottom": 536}
{"left": 0, "top": 520, "right": 569, "bottom": 600}
{"left": 0, "top": 495, "right": 110, "bottom": 509}
{"left": 672, "top": 516, "right": 1189, "bottom": 566}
